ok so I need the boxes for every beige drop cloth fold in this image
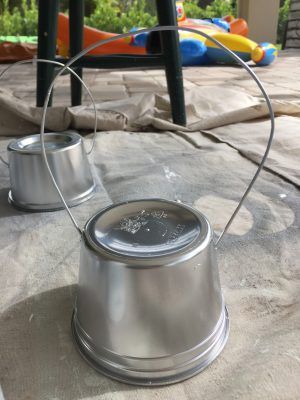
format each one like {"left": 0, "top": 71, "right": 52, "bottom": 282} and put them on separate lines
{"left": 176, "top": 115, "right": 300, "bottom": 188}
{"left": 1, "top": 86, "right": 299, "bottom": 189}
{"left": 203, "top": 116, "right": 300, "bottom": 187}
{"left": 1, "top": 86, "right": 300, "bottom": 135}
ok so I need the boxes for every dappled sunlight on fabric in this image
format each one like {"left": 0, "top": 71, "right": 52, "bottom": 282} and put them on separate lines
{"left": 193, "top": 195, "right": 253, "bottom": 236}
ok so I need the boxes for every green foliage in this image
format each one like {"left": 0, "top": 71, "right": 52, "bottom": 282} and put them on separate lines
{"left": 0, "top": 0, "right": 290, "bottom": 45}
{"left": 86, "top": 0, "right": 237, "bottom": 32}
{"left": 0, "top": 0, "right": 38, "bottom": 35}
{"left": 184, "top": 0, "right": 207, "bottom": 19}
{"left": 84, "top": 0, "right": 121, "bottom": 33}
{"left": 278, "top": 0, "right": 290, "bottom": 43}
{"left": 85, "top": 0, "right": 157, "bottom": 33}
{"left": 184, "top": 0, "right": 236, "bottom": 19}
{"left": 205, "top": 0, "right": 236, "bottom": 17}
{"left": 20, "top": 0, "right": 38, "bottom": 35}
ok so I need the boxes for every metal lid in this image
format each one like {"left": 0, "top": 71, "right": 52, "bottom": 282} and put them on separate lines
{"left": 8, "top": 132, "right": 81, "bottom": 154}
{"left": 84, "top": 199, "right": 211, "bottom": 260}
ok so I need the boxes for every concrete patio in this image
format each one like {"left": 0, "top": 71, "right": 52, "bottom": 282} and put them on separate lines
{"left": 0, "top": 49, "right": 299, "bottom": 107}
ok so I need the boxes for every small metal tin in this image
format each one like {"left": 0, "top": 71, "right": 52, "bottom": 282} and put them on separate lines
{"left": 7, "top": 132, "right": 95, "bottom": 211}
{"left": 73, "top": 199, "right": 229, "bottom": 386}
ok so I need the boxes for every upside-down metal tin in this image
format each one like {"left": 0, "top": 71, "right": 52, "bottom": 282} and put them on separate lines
{"left": 72, "top": 199, "right": 229, "bottom": 386}
{"left": 7, "top": 132, "right": 95, "bottom": 211}
{"left": 33, "top": 24, "right": 275, "bottom": 388}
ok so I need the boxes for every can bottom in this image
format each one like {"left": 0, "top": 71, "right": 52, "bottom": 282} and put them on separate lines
{"left": 8, "top": 185, "right": 96, "bottom": 212}
{"left": 71, "top": 307, "right": 229, "bottom": 387}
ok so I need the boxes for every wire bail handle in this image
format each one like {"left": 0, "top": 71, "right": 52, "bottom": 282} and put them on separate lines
{"left": 0, "top": 57, "right": 98, "bottom": 167}
{"left": 40, "top": 26, "right": 275, "bottom": 243}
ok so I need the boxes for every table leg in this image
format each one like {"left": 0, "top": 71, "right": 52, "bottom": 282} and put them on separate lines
{"left": 36, "top": 0, "right": 59, "bottom": 107}
{"left": 156, "top": 0, "right": 186, "bottom": 126}
{"left": 69, "top": 0, "right": 84, "bottom": 106}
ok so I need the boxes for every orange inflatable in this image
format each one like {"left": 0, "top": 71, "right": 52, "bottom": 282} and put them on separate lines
{"left": 57, "top": 10, "right": 248, "bottom": 58}
{"left": 0, "top": 42, "right": 36, "bottom": 62}
{"left": 57, "top": 13, "right": 146, "bottom": 56}
{"left": 226, "top": 17, "right": 249, "bottom": 37}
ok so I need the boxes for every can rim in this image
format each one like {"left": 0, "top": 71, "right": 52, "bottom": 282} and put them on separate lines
{"left": 7, "top": 131, "right": 81, "bottom": 154}
{"left": 83, "top": 198, "right": 213, "bottom": 263}
{"left": 71, "top": 305, "right": 229, "bottom": 386}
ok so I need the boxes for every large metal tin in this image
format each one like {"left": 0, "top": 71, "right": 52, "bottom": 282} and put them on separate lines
{"left": 7, "top": 132, "right": 95, "bottom": 211}
{"left": 73, "top": 199, "right": 229, "bottom": 385}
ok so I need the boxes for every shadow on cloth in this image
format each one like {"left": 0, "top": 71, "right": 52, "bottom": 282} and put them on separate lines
{"left": 0, "top": 187, "right": 28, "bottom": 218}
{"left": 0, "top": 285, "right": 133, "bottom": 400}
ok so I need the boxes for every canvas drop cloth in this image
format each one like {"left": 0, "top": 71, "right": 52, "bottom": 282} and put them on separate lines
{"left": 176, "top": 115, "right": 300, "bottom": 188}
{"left": 0, "top": 129, "right": 299, "bottom": 400}
{"left": 1, "top": 85, "right": 300, "bottom": 188}
{"left": 0, "top": 84, "right": 300, "bottom": 400}
{"left": 2, "top": 85, "right": 300, "bottom": 135}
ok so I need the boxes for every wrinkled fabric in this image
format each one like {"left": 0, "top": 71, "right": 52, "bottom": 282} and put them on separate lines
{"left": 202, "top": 116, "right": 300, "bottom": 187}
{"left": 175, "top": 115, "right": 300, "bottom": 188}
{"left": 0, "top": 130, "right": 299, "bottom": 400}
{"left": 2, "top": 86, "right": 300, "bottom": 136}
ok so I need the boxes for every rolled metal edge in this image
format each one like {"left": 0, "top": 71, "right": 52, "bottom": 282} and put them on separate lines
{"left": 71, "top": 306, "right": 229, "bottom": 386}
{"left": 8, "top": 184, "right": 96, "bottom": 212}
{"left": 7, "top": 132, "right": 81, "bottom": 154}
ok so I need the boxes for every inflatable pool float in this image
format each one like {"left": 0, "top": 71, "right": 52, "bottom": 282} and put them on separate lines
{"left": 176, "top": 1, "right": 248, "bottom": 37}
{"left": 131, "top": 1, "right": 277, "bottom": 66}
{"left": 57, "top": 1, "right": 277, "bottom": 67}
{"left": 57, "top": 13, "right": 146, "bottom": 57}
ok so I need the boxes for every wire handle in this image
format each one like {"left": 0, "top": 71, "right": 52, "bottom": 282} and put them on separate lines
{"left": 0, "top": 58, "right": 98, "bottom": 162}
{"left": 0, "top": 155, "right": 9, "bottom": 166}
{"left": 40, "top": 26, "right": 275, "bottom": 242}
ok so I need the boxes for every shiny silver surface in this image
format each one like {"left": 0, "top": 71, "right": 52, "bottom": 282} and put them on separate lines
{"left": 32, "top": 26, "right": 274, "bottom": 386}
{"left": 7, "top": 132, "right": 95, "bottom": 211}
{"left": 39, "top": 27, "right": 275, "bottom": 243}
{"left": 73, "top": 199, "right": 229, "bottom": 385}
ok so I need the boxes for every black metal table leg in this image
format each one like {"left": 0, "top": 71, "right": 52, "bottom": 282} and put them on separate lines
{"left": 69, "top": 0, "right": 84, "bottom": 106}
{"left": 36, "top": 0, "right": 186, "bottom": 124}
{"left": 156, "top": 0, "right": 186, "bottom": 126}
{"left": 36, "top": 0, "right": 59, "bottom": 107}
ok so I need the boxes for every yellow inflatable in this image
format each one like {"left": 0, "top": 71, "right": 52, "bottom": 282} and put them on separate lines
{"left": 131, "top": 1, "right": 278, "bottom": 66}
{"left": 57, "top": 1, "right": 277, "bottom": 67}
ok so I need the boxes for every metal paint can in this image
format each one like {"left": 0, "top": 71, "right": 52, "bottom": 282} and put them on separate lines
{"left": 72, "top": 199, "right": 229, "bottom": 386}
{"left": 7, "top": 132, "right": 95, "bottom": 211}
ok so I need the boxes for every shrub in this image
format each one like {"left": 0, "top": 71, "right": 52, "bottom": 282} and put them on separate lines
{"left": 84, "top": 0, "right": 122, "bottom": 33}
{"left": 0, "top": 0, "right": 38, "bottom": 35}
{"left": 85, "top": 0, "right": 237, "bottom": 32}
{"left": 184, "top": 0, "right": 236, "bottom": 19}
{"left": 184, "top": 0, "right": 207, "bottom": 19}
{"left": 20, "top": 0, "right": 38, "bottom": 35}
{"left": 278, "top": 0, "right": 290, "bottom": 44}
{"left": 85, "top": 0, "right": 157, "bottom": 33}
{"left": 0, "top": 0, "right": 290, "bottom": 44}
